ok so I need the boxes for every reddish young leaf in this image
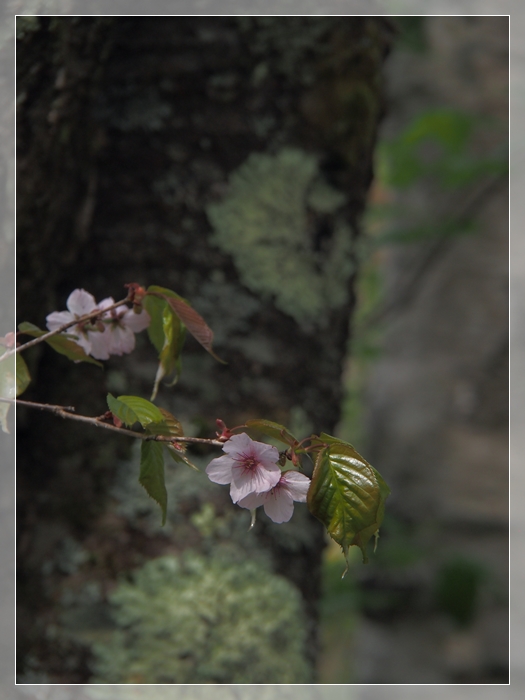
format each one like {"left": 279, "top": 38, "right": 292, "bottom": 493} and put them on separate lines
{"left": 165, "top": 296, "right": 225, "bottom": 364}
{"left": 145, "top": 286, "right": 225, "bottom": 364}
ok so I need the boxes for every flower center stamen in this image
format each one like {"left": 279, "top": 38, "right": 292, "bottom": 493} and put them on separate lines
{"left": 239, "top": 454, "right": 259, "bottom": 472}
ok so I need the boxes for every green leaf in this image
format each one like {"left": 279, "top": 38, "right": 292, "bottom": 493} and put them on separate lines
{"left": 165, "top": 444, "right": 200, "bottom": 472}
{"left": 307, "top": 437, "right": 390, "bottom": 568}
{"left": 142, "top": 293, "right": 168, "bottom": 354}
{"left": 146, "top": 286, "right": 225, "bottom": 364}
{"left": 107, "top": 394, "right": 164, "bottom": 428}
{"left": 144, "top": 407, "right": 184, "bottom": 439}
{"left": 139, "top": 440, "right": 167, "bottom": 525}
{"left": 143, "top": 289, "right": 187, "bottom": 399}
{"left": 16, "top": 354, "right": 31, "bottom": 396}
{"left": 17, "top": 322, "right": 102, "bottom": 366}
{"left": 245, "top": 419, "right": 299, "bottom": 447}
{"left": 0, "top": 349, "right": 16, "bottom": 433}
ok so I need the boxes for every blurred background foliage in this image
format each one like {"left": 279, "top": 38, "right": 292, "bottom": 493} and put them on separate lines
{"left": 317, "top": 15, "right": 508, "bottom": 683}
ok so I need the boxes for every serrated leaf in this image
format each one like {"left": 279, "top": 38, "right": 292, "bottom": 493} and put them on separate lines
{"left": 307, "top": 439, "right": 390, "bottom": 567}
{"left": 18, "top": 322, "right": 102, "bottom": 367}
{"left": 107, "top": 394, "right": 164, "bottom": 428}
{"left": 245, "top": 419, "right": 299, "bottom": 447}
{"left": 140, "top": 440, "right": 167, "bottom": 525}
{"left": 146, "top": 286, "right": 225, "bottom": 364}
{"left": 16, "top": 354, "right": 31, "bottom": 396}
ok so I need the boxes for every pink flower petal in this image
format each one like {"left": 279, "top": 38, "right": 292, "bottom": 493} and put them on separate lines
{"left": 66, "top": 289, "right": 98, "bottom": 316}
{"left": 263, "top": 489, "right": 295, "bottom": 523}
{"left": 230, "top": 463, "right": 280, "bottom": 503}
{"left": 230, "top": 473, "right": 259, "bottom": 503}
{"left": 45, "top": 310, "right": 74, "bottom": 332}
{"left": 98, "top": 297, "right": 116, "bottom": 312}
{"left": 237, "top": 491, "right": 266, "bottom": 510}
{"left": 222, "top": 432, "right": 254, "bottom": 456}
{"left": 122, "top": 308, "right": 150, "bottom": 333}
{"left": 281, "top": 471, "right": 310, "bottom": 502}
{"left": 107, "top": 325, "right": 136, "bottom": 356}
{"left": 88, "top": 330, "right": 111, "bottom": 360}
{"left": 205, "top": 455, "right": 234, "bottom": 485}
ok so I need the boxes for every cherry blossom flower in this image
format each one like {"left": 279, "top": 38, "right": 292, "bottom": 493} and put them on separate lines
{"left": 91, "top": 297, "right": 150, "bottom": 360}
{"left": 205, "top": 432, "right": 281, "bottom": 504}
{"left": 46, "top": 289, "right": 100, "bottom": 356}
{"left": 46, "top": 289, "right": 150, "bottom": 360}
{"left": 238, "top": 470, "right": 311, "bottom": 523}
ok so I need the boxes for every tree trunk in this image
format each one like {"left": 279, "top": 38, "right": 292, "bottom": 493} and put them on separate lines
{"left": 16, "top": 16, "right": 392, "bottom": 683}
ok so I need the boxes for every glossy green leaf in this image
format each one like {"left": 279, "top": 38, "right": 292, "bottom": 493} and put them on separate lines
{"left": 18, "top": 322, "right": 102, "bottom": 366}
{"left": 146, "top": 285, "right": 225, "bottom": 364}
{"left": 307, "top": 437, "right": 390, "bottom": 567}
{"left": 16, "top": 354, "right": 31, "bottom": 396}
{"left": 140, "top": 440, "right": 167, "bottom": 525}
{"left": 245, "top": 419, "right": 299, "bottom": 447}
{"left": 107, "top": 394, "right": 164, "bottom": 428}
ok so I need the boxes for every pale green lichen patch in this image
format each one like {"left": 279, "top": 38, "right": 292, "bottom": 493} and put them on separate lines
{"left": 207, "top": 148, "right": 355, "bottom": 327}
{"left": 90, "top": 553, "right": 311, "bottom": 683}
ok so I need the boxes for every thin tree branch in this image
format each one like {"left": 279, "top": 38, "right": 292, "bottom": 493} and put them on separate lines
{"left": 2, "top": 397, "right": 225, "bottom": 446}
{"left": 3, "top": 296, "right": 131, "bottom": 360}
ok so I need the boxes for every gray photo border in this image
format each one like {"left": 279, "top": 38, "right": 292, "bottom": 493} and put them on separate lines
{"left": 1, "top": 1, "right": 519, "bottom": 699}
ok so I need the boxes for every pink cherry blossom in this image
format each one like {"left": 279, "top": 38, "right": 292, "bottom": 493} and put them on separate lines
{"left": 92, "top": 298, "right": 150, "bottom": 360}
{"left": 46, "top": 289, "right": 100, "bottom": 356}
{"left": 238, "top": 470, "right": 311, "bottom": 523}
{"left": 46, "top": 289, "right": 150, "bottom": 360}
{"left": 206, "top": 433, "right": 281, "bottom": 504}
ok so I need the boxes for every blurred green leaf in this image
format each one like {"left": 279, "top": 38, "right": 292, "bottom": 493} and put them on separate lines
{"left": 402, "top": 109, "right": 473, "bottom": 153}
{"left": 377, "top": 108, "right": 507, "bottom": 190}
{"left": 0, "top": 349, "right": 16, "bottom": 433}
{"left": 18, "top": 321, "right": 102, "bottom": 366}
{"left": 375, "top": 218, "right": 478, "bottom": 245}
{"left": 395, "top": 16, "right": 427, "bottom": 53}
{"left": 16, "top": 354, "right": 31, "bottom": 396}
{"left": 139, "top": 440, "right": 167, "bottom": 525}
{"left": 435, "top": 557, "right": 488, "bottom": 627}
{"left": 307, "top": 435, "right": 390, "bottom": 567}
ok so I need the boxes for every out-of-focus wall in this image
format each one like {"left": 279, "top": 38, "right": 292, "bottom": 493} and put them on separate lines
{"left": 354, "top": 16, "right": 509, "bottom": 684}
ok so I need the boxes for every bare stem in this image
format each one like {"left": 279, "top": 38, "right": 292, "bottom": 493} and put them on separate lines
{"left": 2, "top": 397, "right": 225, "bottom": 446}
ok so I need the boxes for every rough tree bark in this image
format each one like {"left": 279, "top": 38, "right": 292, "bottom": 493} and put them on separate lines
{"left": 16, "top": 16, "right": 393, "bottom": 682}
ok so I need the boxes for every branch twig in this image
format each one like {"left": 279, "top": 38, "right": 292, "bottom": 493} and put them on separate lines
{"left": 3, "top": 296, "right": 131, "bottom": 360}
{"left": 2, "top": 397, "right": 225, "bottom": 446}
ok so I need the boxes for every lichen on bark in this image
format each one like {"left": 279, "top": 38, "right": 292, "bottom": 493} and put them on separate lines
{"left": 207, "top": 147, "right": 354, "bottom": 327}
